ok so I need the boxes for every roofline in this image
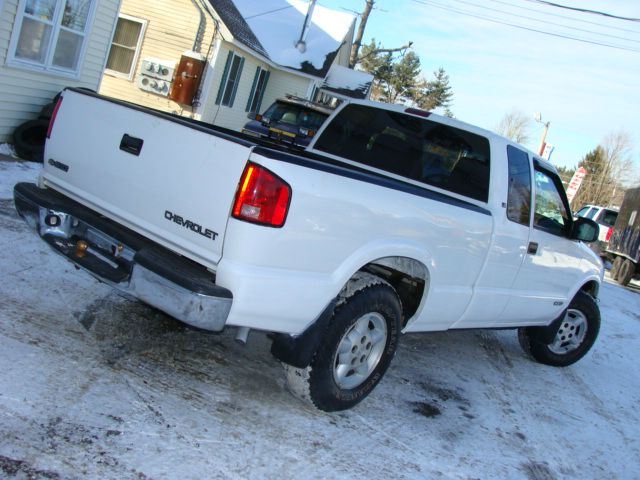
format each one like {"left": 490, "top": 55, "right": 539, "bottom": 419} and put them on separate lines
{"left": 228, "top": 38, "right": 329, "bottom": 80}
{"left": 201, "top": 0, "right": 337, "bottom": 81}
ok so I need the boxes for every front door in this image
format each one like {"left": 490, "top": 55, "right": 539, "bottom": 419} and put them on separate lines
{"left": 498, "top": 164, "right": 584, "bottom": 325}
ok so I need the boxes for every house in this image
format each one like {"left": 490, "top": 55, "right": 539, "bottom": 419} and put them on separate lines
{"left": 98, "top": 0, "right": 365, "bottom": 132}
{"left": 0, "top": 0, "right": 120, "bottom": 143}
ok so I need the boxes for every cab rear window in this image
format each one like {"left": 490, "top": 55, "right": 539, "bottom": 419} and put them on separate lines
{"left": 313, "top": 104, "right": 490, "bottom": 202}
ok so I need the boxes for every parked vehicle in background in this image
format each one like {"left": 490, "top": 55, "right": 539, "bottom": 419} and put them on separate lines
{"left": 575, "top": 205, "right": 619, "bottom": 257}
{"left": 242, "top": 96, "right": 333, "bottom": 148}
{"left": 606, "top": 188, "right": 640, "bottom": 286}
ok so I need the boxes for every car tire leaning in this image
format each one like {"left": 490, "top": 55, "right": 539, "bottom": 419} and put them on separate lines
{"left": 13, "top": 119, "right": 49, "bottom": 163}
{"left": 518, "top": 290, "right": 600, "bottom": 367}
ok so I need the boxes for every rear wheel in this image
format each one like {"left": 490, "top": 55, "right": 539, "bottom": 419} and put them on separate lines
{"left": 617, "top": 259, "right": 635, "bottom": 287}
{"left": 284, "top": 273, "right": 401, "bottom": 412}
{"left": 518, "top": 291, "right": 600, "bottom": 367}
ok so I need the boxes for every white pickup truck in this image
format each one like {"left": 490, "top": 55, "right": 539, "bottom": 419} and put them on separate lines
{"left": 14, "top": 88, "right": 603, "bottom": 411}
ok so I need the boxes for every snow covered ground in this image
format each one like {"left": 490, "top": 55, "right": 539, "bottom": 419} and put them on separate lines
{"left": 0, "top": 159, "right": 639, "bottom": 479}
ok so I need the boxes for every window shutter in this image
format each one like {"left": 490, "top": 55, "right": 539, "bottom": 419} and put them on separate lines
{"left": 254, "top": 70, "right": 270, "bottom": 114}
{"left": 246, "top": 67, "right": 261, "bottom": 112}
{"left": 228, "top": 56, "right": 244, "bottom": 108}
{"left": 215, "top": 51, "right": 234, "bottom": 105}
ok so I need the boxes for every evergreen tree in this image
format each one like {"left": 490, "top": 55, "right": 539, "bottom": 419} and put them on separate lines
{"left": 413, "top": 68, "right": 453, "bottom": 113}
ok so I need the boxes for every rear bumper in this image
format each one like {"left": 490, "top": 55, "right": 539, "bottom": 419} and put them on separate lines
{"left": 13, "top": 182, "right": 232, "bottom": 331}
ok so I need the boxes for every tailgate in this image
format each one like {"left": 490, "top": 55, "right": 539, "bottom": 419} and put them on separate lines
{"left": 42, "top": 89, "right": 252, "bottom": 269}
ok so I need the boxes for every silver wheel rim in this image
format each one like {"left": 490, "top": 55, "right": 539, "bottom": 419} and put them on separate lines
{"left": 548, "top": 309, "right": 588, "bottom": 355}
{"left": 333, "top": 312, "right": 388, "bottom": 389}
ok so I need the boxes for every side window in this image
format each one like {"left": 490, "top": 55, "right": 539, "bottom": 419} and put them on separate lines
{"left": 533, "top": 169, "right": 570, "bottom": 235}
{"left": 598, "top": 210, "right": 618, "bottom": 228}
{"left": 245, "top": 67, "right": 270, "bottom": 113}
{"left": 585, "top": 208, "right": 598, "bottom": 220}
{"left": 506, "top": 145, "right": 531, "bottom": 226}
{"left": 8, "top": 0, "right": 95, "bottom": 75}
{"left": 313, "top": 104, "right": 491, "bottom": 202}
{"left": 215, "top": 51, "right": 244, "bottom": 107}
{"left": 105, "top": 15, "right": 147, "bottom": 79}
{"left": 576, "top": 206, "right": 591, "bottom": 218}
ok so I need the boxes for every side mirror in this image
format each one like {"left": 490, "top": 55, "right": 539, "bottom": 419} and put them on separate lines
{"left": 571, "top": 216, "right": 599, "bottom": 243}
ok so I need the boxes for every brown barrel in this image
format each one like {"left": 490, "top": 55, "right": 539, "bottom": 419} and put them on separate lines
{"left": 169, "top": 53, "right": 206, "bottom": 105}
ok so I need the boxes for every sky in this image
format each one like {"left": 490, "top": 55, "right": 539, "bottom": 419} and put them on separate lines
{"left": 318, "top": 0, "right": 640, "bottom": 173}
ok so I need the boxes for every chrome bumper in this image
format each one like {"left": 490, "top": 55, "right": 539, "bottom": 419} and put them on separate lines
{"left": 14, "top": 183, "right": 232, "bottom": 332}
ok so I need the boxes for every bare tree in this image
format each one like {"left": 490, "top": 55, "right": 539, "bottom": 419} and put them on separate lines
{"left": 570, "top": 131, "right": 634, "bottom": 209}
{"left": 494, "top": 109, "right": 532, "bottom": 145}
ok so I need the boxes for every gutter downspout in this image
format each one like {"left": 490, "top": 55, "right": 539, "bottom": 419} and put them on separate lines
{"left": 190, "top": 0, "right": 207, "bottom": 53}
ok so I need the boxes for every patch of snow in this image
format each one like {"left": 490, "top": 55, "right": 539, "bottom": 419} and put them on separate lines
{"left": 0, "top": 143, "right": 17, "bottom": 158}
{"left": 234, "top": 0, "right": 354, "bottom": 76}
{"left": 0, "top": 159, "right": 639, "bottom": 479}
{"left": 321, "top": 64, "right": 374, "bottom": 99}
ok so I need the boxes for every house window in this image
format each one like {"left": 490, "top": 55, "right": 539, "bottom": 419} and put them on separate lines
{"left": 215, "top": 51, "right": 244, "bottom": 107}
{"left": 246, "top": 67, "right": 270, "bottom": 113}
{"left": 105, "top": 15, "right": 147, "bottom": 79}
{"left": 9, "top": 0, "right": 95, "bottom": 75}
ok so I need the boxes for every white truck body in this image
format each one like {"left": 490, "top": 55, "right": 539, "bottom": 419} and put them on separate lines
{"left": 15, "top": 88, "right": 604, "bottom": 411}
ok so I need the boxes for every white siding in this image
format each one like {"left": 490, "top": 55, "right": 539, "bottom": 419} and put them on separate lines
{"left": 0, "top": 0, "right": 120, "bottom": 142}
{"left": 200, "top": 43, "right": 312, "bottom": 132}
{"left": 99, "top": 0, "right": 218, "bottom": 116}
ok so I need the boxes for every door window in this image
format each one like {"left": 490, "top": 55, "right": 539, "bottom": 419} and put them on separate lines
{"left": 533, "top": 169, "right": 570, "bottom": 236}
{"left": 506, "top": 145, "right": 531, "bottom": 226}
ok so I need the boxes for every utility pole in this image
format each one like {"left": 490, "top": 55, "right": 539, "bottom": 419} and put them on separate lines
{"left": 349, "top": 0, "right": 375, "bottom": 68}
{"left": 534, "top": 112, "right": 550, "bottom": 156}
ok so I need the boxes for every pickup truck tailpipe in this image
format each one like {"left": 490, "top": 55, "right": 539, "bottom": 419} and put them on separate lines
{"left": 235, "top": 327, "right": 250, "bottom": 345}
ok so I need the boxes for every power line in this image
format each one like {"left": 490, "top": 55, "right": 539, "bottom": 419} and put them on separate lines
{"left": 446, "top": 0, "right": 640, "bottom": 44}
{"left": 523, "top": 0, "right": 640, "bottom": 23}
{"left": 244, "top": 6, "right": 293, "bottom": 20}
{"left": 488, "top": 0, "right": 640, "bottom": 35}
{"left": 411, "top": 0, "right": 640, "bottom": 53}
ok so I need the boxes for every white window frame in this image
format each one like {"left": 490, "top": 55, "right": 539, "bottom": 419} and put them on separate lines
{"left": 6, "top": 0, "right": 98, "bottom": 79}
{"left": 104, "top": 14, "right": 147, "bottom": 80}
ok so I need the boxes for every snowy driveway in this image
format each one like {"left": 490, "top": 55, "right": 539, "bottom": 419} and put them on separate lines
{"left": 1, "top": 160, "right": 639, "bottom": 479}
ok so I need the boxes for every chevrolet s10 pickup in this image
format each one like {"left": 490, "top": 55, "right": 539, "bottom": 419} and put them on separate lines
{"left": 14, "top": 88, "right": 602, "bottom": 411}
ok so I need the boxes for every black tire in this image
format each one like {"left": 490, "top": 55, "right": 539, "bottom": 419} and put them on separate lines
{"left": 12, "top": 119, "right": 49, "bottom": 162}
{"left": 617, "top": 259, "right": 635, "bottom": 287}
{"left": 39, "top": 101, "right": 56, "bottom": 120}
{"left": 518, "top": 290, "right": 600, "bottom": 367}
{"left": 611, "top": 256, "right": 624, "bottom": 280}
{"left": 284, "top": 273, "right": 402, "bottom": 412}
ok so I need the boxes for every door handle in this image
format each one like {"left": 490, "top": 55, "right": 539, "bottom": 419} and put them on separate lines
{"left": 528, "top": 242, "right": 539, "bottom": 255}
{"left": 120, "top": 134, "right": 144, "bottom": 156}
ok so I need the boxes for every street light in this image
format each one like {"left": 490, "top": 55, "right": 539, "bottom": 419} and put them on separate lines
{"left": 534, "top": 112, "right": 550, "bottom": 156}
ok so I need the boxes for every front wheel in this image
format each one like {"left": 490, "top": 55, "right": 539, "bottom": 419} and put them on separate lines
{"left": 284, "top": 273, "right": 402, "bottom": 412}
{"left": 518, "top": 291, "right": 600, "bottom": 367}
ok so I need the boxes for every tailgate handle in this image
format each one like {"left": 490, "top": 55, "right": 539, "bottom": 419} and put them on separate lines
{"left": 120, "top": 134, "right": 144, "bottom": 156}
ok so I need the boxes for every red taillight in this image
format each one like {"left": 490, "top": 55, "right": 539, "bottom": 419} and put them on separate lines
{"left": 232, "top": 162, "right": 291, "bottom": 227}
{"left": 606, "top": 227, "right": 613, "bottom": 242}
{"left": 47, "top": 96, "right": 63, "bottom": 139}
